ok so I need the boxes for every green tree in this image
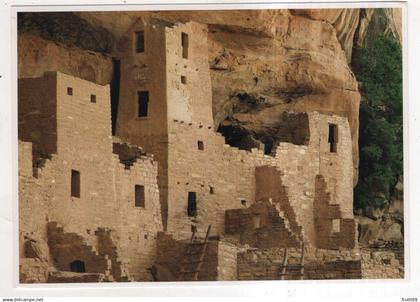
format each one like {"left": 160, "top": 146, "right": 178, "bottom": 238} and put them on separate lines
{"left": 352, "top": 34, "right": 403, "bottom": 209}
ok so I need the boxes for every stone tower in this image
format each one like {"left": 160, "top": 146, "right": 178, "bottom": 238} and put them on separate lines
{"left": 116, "top": 18, "right": 213, "bottom": 230}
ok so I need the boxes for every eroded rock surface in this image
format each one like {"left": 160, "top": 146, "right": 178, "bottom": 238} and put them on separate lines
{"left": 19, "top": 33, "right": 113, "bottom": 85}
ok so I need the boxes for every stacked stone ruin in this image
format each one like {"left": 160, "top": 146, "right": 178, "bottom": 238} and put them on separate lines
{"left": 18, "top": 18, "right": 402, "bottom": 282}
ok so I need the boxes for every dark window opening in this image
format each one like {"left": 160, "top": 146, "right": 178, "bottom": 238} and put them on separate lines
{"left": 135, "top": 185, "right": 145, "bottom": 207}
{"left": 67, "top": 87, "right": 73, "bottom": 95}
{"left": 111, "top": 58, "right": 121, "bottom": 135}
{"left": 187, "top": 192, "right": 197, "bottom": 217}
{"left": 90, "top": 94, "right": 96, "bottom": 103}
{"left": 138, "top": 91, "right": 149, "bottom": 117}
{"left": 209, "top": 187, "right": 214, "bottom": 194}
{"left": 181, "top": 76, "right": 187, "bottom": 84}
{"left": 197, "top": 141, "right": 204, "bottom": 150}
{"left": 241, "top": 199, "right": 248, "bottom": 206}
{"left": 264, "top": 140, "right": 273, "bottom": 155}
{"left": 328, "top": 124, "right": 338, "bottom": 153}
{"left": 71, "top": 169, "right": 80, "bottom": 198}
{"left": 181, "top": 32, "right": 189, "bottom": 59}
{"left": 69, "top": 260, "right": 86, "bottom": 273}
{"left": 135, "top": 31, "right": 145, "bottom": 53}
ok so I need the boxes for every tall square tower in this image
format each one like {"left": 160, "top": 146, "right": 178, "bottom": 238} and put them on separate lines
{"left": 116, "top": 18, "right": 213, "bottom": 229}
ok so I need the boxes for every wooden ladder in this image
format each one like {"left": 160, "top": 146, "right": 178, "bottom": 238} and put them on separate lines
{"left": 279, "top": 242, "right": 305, "bottom": 280}
{"left": 178, "top": 225, "right": 212, "bottom": 281}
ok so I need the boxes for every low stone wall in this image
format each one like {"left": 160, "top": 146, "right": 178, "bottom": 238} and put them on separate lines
{"left": 305, "top": 260, "right": 361, "bottom": 279}
{"left": 156, "top": 232, "right": 219, "bottom": 281}
{"left": 314, "top": 175, "right": 357, "bottom": 250}
{"left": 225, "top": 200, "right": 301, "bottom": 249}
{"left": 237, "top": 246, "right": 362, "bottom": 280}
{"left": 217, "top": 241, "right": 240, "bottom": 280}
{"left": 48, "top": 271, "right": 107, "bottom": 283}
{"left": 19, "top": 258, "right": 54, "bottom": 283}
{"left": 237, "top": 248, "right": 302, "bottom": 280}
{"left": 361, "top": 250, "right": 403, "bottom": 279}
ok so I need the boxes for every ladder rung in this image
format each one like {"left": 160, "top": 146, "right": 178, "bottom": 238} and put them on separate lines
{"left": 189, "top": 242, "right": 205, "bottom": 246}
{"left": 180, "top": 269, "right": 199, "bottom": 274}
{"left": 185, "top": 251, "right": 201, "bottom": 256}
{"left": 182, "top": 259, "right": 203, "bottom": 264}
{"left": 279, "top": 273, "right": 304, "bottom": 276}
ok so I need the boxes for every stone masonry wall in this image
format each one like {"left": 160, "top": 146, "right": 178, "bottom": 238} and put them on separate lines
{"left": 167, "top": 120, "right": 273, "bottom": 239}
{"left": 165, "top": 21, "right": 214, "bottom": 127}
{"left": 255, "top": 166, "right": 302, "bottom": 238}
{"left": 274, "top": 113, "right": 354, "bottom": 246}
{"left": 225, "top": 200, "right": 301, "bottom": 248}
{"left": 166, "top": 111, "right": 354, "bottom": 249}
{"left": 113, "top": 151, "right": 163, "bottom": 281}
{"left": 237, "top": 247, "right": 302, "bottom": 280}
{"left": 156, "top": 232, "right": 219, "bottom": 281}
{"left": 115, "top": 17, "right": 170, "bottom": 228}
{"left": 19, "top": 72, "right": 163, "bottom": 282}
{"left": 314, "top": 174, "right": 357, "bottom": 249}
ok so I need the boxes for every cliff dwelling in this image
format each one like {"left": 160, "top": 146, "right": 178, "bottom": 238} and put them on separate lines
{"left": 17, "top": 11, "right": 404, "bottom": 283}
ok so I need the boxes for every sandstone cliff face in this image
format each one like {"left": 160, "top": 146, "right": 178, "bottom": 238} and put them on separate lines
{"left": 18, "top": 33, "right": 113, "bottom": 85}
{"left": 289, "top": 8, "right": 402, "bottom": 63}
{"left": 19, "top": 8, "right": 400, "bottom": 184}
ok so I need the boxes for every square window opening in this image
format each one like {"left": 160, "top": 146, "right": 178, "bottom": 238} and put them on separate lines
{"left": 209, "top": 186, "right": 214, "bottom": 194}
{"left": 197, "top": 141, "right": 204, "bottom": 150}
{"left": 138, "top": 91, "right": 149, "bottom": 117}
{"left": 135, "top": 185, "right": 145, "bottom": 207}
{"left": 135, "top": 31, "right": 145, "bottom": 53}
{"left": 187, "top": 192, "right": 197, "bottom": 217}
{"left": 71, "top": 169, "right": 80, "bottom": 198}
{"left": 67, "top": 87, "right": 73, "bottom": 96}
{"left": 181, "top": 76, "right": 187, "bottom": 84}
{"left": 90, "top": 94, "right": 96, "bottom": 103}
{"left": 328, "top": 123, "right": 338, "bottom": 153}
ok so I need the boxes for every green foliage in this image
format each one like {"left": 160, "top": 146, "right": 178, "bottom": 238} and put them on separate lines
{"left": 352, "top": 34, "right": 403, "bottom": 209}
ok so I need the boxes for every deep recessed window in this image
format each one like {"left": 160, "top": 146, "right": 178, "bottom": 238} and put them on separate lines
{"left": 135, "top": 31, "right": 145, "bottom": 53}
{"left": 241, "top": 199, "right": 247, "bottom": 206}
{"left": 187, "top": 192, "right": 197, "bottom": 217}
{"left": 181, "top": 32, "right": 189, "bottom": 59}
{"left": 67, "top": 87, "right": 73, "bottom": 95}
{"left": 181, "top": 76, "right": 187, "bottom": 84}
{"left": 90, "top": 94, "right": 96, "bottom": 103}
{"left": 328, "top": 124, "right": 338, "bottom": 153}
{"left": 137, "top": 91, "right": 149, "bottom": 117}
{"left": 69, "top": 260, "right": 86, "bottom": 273}
{"left": 135, "top": 185, "right": 145, "bottom": 207}
{"left": 209, "top": 186, "right": 214, "bottom": 194}
{"left": 197, "top": 141, "right": 204, "bottom": 150}
{"left": 71, "top": 170, "right": 80, "bottom": 198}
